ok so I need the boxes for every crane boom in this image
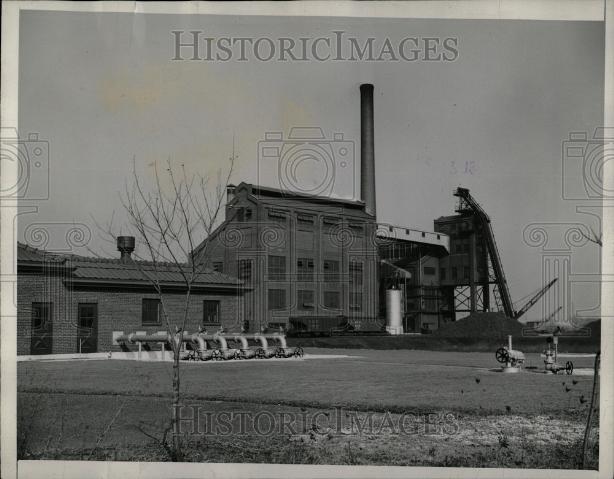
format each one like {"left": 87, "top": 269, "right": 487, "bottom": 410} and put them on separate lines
{"left": 513, "top": 278, "right": 557, "bottom": 320}
{"left": 543, "top": 305, "right": 562, "bottom": 323}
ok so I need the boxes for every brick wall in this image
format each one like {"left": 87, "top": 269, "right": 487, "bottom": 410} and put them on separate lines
{"left": 201, "top": 189, "right": 379, "bottom": 331}
{"left": 18, "top": 271, "right": 243, "bottom": 355}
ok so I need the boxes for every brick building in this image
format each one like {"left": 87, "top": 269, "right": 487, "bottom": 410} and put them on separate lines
{"left": 193, "top": 182, "right": 379, "bottom": 333}
{"left": 17, "top": 243, "right": 245, "bottom": 355}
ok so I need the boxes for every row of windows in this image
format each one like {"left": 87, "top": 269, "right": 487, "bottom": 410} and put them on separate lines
{"left": 212, "top": 257, "right": 363, "bottom": 283}
{"left": 268, "top": 289, "right": 362, "bottom": 311}
{"left": 33, "top": 298, "right": 222, "bottom": 328}
{"left": 233, "top": 206, "right": 366, "bottom": 231}
{"left": 272, "top": 256, "right": 363, "bottom": 283}
{"left": 32, "top": 302, "right": 98, "bottom": 330}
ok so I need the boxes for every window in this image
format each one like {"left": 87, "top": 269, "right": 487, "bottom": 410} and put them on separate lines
{"left": 349, "top": 292, "right": 362, "bottom": 311}
{"left": 297, "top": 258, "right": 314, "bottom": 281}
{"left": 78, "top": 303, "right": 97, "bottom": 329}
{"left": 323, "top": 259, "right": 340, "bottom": 282}
{"left": 423, "top": 266, "right": 436, "bottom": 276}
{"left": 238, "top": 259, "right": 253, "bottom": 281}
{"left": 203, "top": 300, "right": 220, "bottom": 325}
{"left": 451, "top": 267, "right": 458, "bottom": 280}
{"left": 236, "top": 207, "right": 252, "bottom": 222}
{"left": 268, "top": 289, "right": 286, "bottom": 310}
{"left": 440, "top": 268, "right": 446, "bottom": 281}
{"left": 268, "top": 255, "right": 286, "bottom": 280}
{"left": 212, "top": 261, "right": 223, "bottom": 273}
{"left": 463, "top": 266, "right": 470, "bottom": 279}
{"left": 297, "top": 290, "right": 314, "bottom": 310}
{"left": 349, "top": 261, "right": 363, "bottom": 286}
{"left": 142, "top": 298, "right": 161, "bottom": 325}
{"left": 323, "top": 291, "right": 341, "bottom": 309}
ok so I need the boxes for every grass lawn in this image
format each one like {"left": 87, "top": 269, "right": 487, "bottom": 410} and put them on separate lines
{"left": 17, "top": 348, "right": 599, "bottom": 468}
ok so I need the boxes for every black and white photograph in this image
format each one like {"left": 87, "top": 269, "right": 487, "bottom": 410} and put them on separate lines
{"left": 1, "top": 1, "right": 612, "bottom": 478}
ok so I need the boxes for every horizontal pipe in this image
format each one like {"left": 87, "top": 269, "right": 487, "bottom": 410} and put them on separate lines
{"left": 116, "top": 333, "right": 169, "bottom": 344}
{"left": 117, "top": 331, "right": 282, "bottom": 352}
{"left": 241, "top": 334, "right": 268, "bottom": 349}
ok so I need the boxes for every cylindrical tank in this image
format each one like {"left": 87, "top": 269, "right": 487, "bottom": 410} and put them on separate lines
{"left": 385, "top": 288, "right": 403, "bottom": 335}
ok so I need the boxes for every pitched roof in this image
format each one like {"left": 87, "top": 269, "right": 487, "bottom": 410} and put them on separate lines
{"left": 241, "top": 182, "right": 369, "bottom": 209}
{"left": 17, "top": 242, "right": 242, "bottom": 287}
{"left": 17, "top": 243, "right": 65, "bottom": 263}
{"left": 69, "top": 258, "right": 241, "bottom": 285}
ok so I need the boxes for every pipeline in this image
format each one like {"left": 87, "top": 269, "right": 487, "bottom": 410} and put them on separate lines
{"left": 116, "top": 331, "right": 299, "bottom": 361}
{"left": 241, "top": 334, "right": 268, "bottom": 349}
{"left": 116, "top": 332, "right": 169, "bottom": 344}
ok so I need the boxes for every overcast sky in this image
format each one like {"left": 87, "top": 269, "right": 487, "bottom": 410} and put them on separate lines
{"left": 17, "top": 12, "right": 604, "bottom": 321}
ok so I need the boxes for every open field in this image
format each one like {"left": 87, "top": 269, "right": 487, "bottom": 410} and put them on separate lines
{"left": 287, "top": 335, "right": 600, "bottom": 353}
{"left": 18, "top": 349, "right": 599, "bottom": 468}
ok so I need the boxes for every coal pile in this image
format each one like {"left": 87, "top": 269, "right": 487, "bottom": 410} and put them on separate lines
{"left": 585, "top": 319, "right": 601, "bottom": 339}
{"left": 433, "top": 312, "right": 525, "bottom": 339}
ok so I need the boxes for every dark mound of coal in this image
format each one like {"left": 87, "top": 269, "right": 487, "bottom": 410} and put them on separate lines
{"left": 433, "top": 312, "right": 525, "bottom": 339}
{"left": 585, "top": 319, "right": 601, "bottom": 339}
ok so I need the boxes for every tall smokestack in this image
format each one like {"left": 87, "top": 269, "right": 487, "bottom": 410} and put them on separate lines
{"left": 360, "top": 83, "right": 376, "bottom": 217}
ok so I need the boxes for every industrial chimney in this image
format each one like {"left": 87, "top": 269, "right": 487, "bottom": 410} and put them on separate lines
{"left": 117, "top": 236, "right": 135, "bottom": 262}
{"left": 360, "top": 83, "right": 376, "bottom": 217}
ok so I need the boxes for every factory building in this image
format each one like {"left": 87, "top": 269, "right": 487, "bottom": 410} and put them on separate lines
{"left": 193, "top": 182, "right": 379, "bottom": 333}
{"left": 17, "top": 83, "right": 510, "bottom": 354}
{"left": 193, "top": 84, "right": 380, "bottom": 333}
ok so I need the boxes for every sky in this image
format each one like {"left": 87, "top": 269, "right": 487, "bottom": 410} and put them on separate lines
{"left": 16, "top": 11, "right": 605, "bottom": 322}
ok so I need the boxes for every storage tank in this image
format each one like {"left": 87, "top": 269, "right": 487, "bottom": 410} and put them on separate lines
{"left": 385, "top": 288, "right": 403, "bottom": 335}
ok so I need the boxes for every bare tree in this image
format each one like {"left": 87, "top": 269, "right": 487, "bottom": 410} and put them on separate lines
{"left": 108, "top": 152, "right": 235, "bottom": 460}
{"left": 579, "top": 226, "right": 603, "bottom": 247}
